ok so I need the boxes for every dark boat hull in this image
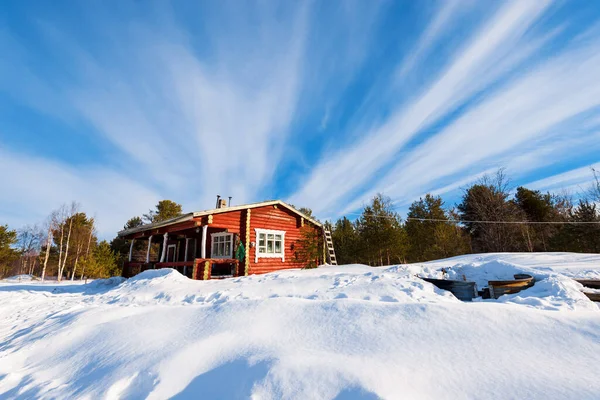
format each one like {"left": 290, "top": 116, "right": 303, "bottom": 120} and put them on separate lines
{"left": 420, "top": 277, "right": 478, "bottom": 301}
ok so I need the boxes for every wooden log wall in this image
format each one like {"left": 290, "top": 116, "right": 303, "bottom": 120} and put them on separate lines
{"left": 247, "top": 205, "right": 322, "bottom": 275}
{"left": 123, "top": 204, "right": 323, "bottom": 280}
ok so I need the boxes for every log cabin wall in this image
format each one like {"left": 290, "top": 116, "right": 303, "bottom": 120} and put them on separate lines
{"left": 121, "top": 202, "right": 322, "bottom": 279}
{"left": 207, "top": 210, "right": 242, "bottom": 250}
{"left": 247, "top": 205, "right": 322, "bottom": 275}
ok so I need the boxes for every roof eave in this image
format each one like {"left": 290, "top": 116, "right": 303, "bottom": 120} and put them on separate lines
{"left": 117, "top": 200, "right": 323, "bottom": 238}
{"left": 117, "top": 213, "right": 194, "bottom": 237}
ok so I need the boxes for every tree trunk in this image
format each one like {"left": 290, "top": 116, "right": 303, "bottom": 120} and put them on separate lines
{"left": 59, "top": 217, "right": 73, "bottom": 282}
{"left": 41, "top": 230, "right": 52, "bottom": 282}
{"left": 57, "top": 224, "right": 65, "bottom": 282}
{"left": 85, "top": 224, "right": 93, "bottom": 257}
{"left": 541, "top": 231, "right": 548, "bottom": 252}
{"left": 80, "top": 264, "right": 87, "bottom": 281}
{"left": 71, "top": 242, "right": 83, "bottom": 281}
{"left": 81, "top": 226, "right": 93, "bottom": 280}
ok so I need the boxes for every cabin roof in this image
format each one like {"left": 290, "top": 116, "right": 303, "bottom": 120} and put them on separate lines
{"left": 117, "top": 200, "right": 322, "bottom": 237}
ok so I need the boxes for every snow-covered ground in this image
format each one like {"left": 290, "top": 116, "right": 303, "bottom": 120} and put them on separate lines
{"left": 1, "top": 253, "right": 599, "bottom": 399}
{"left": 2, "top": 274, "right": 38, "bottom": 283}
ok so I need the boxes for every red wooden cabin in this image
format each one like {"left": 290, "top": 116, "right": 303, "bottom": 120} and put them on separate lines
{"left": 118, "top": 200, "right": 325, "bottom": 280}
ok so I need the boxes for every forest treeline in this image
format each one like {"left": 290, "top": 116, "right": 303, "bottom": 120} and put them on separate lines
{"left": 328, "top": 169, "right": 600, "bottom": 265}
{"left": 1, "top": 169, "right": 599, "bottom": 279}
{"left": 0, "top": 200, "right": 183, "bottom": 280}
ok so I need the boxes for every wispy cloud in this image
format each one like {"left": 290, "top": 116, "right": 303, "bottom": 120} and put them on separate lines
{"left": 289, "top": 0, "right": 552, "bottom": 215}
{"left": 394, "top": 0, "right": 473, "bottom": 82}
{"left": 1, "top": 2, "right": 310, "bottom": 234}
{"left": 526, "top": 163, "right": 600, "bottom": 194}
{"left": 0, "top": 147, "right": 160, "bottom": 238}
{"left": 2, "top": 0, "right": 600, "bottom": 234}
{"left": 378, "top": 40, "right": 600, "bottom": 199}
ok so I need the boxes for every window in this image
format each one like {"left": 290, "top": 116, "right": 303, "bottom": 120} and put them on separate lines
{"left": 255, "top": 229, "right": 285, "bottom": 262}
{"left": 167, "top": 244, "right": 177, "bottom": 262}
{"left": 211, "top": 232, "right": 233, "bottom": 259}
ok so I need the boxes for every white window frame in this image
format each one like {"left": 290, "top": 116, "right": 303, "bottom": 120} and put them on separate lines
{"left": 254, "top": 228, "right": 285, "bottom": 263}
{"left": 167, "top": 244, "right": 177, "bottom": 262}
{"left": 210, "top": 232, "right": 234, "bottom": 259}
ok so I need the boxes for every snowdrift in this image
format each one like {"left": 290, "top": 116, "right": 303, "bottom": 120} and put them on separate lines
{"left": 0, "top": 253, "right": 599, "bottom": 399}
{"left": 2, "top": 274, "right": 38, "bottom": 282}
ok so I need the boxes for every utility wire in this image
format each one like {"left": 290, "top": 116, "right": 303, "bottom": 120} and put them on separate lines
{"left": 342, "top": 212, "right": 600, "bottom": 225}
{"left": 404, "top": 217, "right": 600, "bottom": 225}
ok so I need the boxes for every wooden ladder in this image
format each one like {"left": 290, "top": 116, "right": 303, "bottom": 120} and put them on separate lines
{"left": 324, "top": 229, "right": 337, "bottom": 265}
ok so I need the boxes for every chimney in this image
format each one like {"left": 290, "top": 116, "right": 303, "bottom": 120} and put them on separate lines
{"left": 216, "top": 195, "right": 221, "bottom": 209}
{"left": 228, "top": 196, "right": 232, "bottom": 207}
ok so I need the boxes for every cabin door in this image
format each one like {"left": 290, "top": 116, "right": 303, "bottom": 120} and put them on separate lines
{"left": 167, "top": 244, "right": 177, "bottom": 262}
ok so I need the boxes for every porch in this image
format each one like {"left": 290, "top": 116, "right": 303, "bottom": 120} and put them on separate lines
{"left": 121, "top": 223, "right": 242, "bottom": 280}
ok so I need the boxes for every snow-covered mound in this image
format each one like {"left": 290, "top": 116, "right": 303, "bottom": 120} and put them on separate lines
{"left": 0, "top": 253, "right": 599, "bottom": 399}
{"left": 2, "top": 274, "right": 37, "bottom": 282}
{"left": 409, "top": 257, "right": 597, "bottom": 311}
{"left": 422, "top": 252, "right": 600, "bottom": 279}
{"left": 100, "top": 265, "right": 459, "bottom": 306}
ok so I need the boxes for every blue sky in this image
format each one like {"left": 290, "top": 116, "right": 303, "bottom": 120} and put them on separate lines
{"left": 2, "top": 0, "right": 600, "bottom": 238}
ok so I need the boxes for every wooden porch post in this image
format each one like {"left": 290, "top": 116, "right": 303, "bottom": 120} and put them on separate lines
{"left": 160, "top": 233, "right": 169, "bottom": 262}
{"left": 245, "top": 209, "right": 251, "bottom": 276}
{"left": 201, "top": 225, "right": 208, "bottom": 259}
{"left": 184, "top": 238, "right": 190, "bottom": 261}
{"left": 128, "top": 238, "right": 135, "bottom": 262}
{"left": 203, "top": 260, "right": 210, "bottom": 280}
{"left": 146, "top": 235, "right": 153, "bottom": 263}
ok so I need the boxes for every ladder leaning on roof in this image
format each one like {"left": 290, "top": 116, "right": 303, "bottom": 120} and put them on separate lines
{"left": 323, "top": 229, "right": 337, "bottom": 265}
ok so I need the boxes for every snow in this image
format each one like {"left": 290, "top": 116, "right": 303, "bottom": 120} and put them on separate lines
{"left": 1, "top": 253, "right": 599, "bottom": 399}
{"left": 2, "top": 274, "right": 38, "bottom": 283}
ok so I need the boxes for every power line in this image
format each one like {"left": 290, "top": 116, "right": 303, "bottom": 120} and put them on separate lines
{"left": 405, "top": 217, "right": 600, "bottom": 225}
{"left": 342, "top": 212, "right": 600, "bottom": 225}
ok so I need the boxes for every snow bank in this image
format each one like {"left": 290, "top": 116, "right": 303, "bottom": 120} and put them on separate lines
{"left": 0, "top": 253, "right": 599, "bottom": 399}
{"left": 423, "top": 252, "right": 600, "bottom": 279}
{"left": 84, "top": 276, "right": 126, "bottom": 289}
{"left": 496, "top": 276, "right": 597, "bottom": 311}
{"left": 412, "top": 253, "right": 600, "bottom": 311}
{"left": 2, "top": 274, "right": 38, "bottom": 282}
{"left": 100, "top": 266, "right": 459, "bottom": 307}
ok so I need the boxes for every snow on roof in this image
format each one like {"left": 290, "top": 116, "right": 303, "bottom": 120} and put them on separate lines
{"left": 117, "top": 200, "right": 322, "bottom": 237}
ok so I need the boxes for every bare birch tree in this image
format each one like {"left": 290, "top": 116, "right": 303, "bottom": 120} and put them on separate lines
{"left": 589, "top": 168, "right": 600, "bottom": 204}
{"left": 55, "top": 205, "right": 67, "bottom": 281}
{"left": 17, "top": 224, "right": 43, "bottom": 276}
{"left": 41, "top": 212, "right": 57, "bottom": 282}
{"left": 56, "top": 202, "right": 79, "bottom": 282}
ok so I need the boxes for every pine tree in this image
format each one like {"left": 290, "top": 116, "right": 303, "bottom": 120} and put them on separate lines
{"left": 428, "top": 211, "right": 471, "bottom": 260}
{"left": 143, "top": 200, "right": 183, "bottom": 223}
{"left": 406, "top": 195, "right": 470, "bottom": 261}
{"left": 513, "top": 187, "right": 560, "bottom": 251}
{"left": 293, "top": 226, "right": 324, "bottom": 269}
{"left": 553, "top": 200, "right": 600, "bottom": 253}
{"left": 83, "top": 241, "right": 119, "bottom": 278}
{"left": 0, "top": 225, "right": 18, "bottom": 278}
{"left": 124, "top": 216, "right": 144, "bottom": 229}
{"left": 458, "top": 170, "right": 522, "bottom": 252}
{"left": 331, "top": 217, "right": 359, "bottom": 265}
{"left": 355, "top": 194, "right": 407, "bottom": 266}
